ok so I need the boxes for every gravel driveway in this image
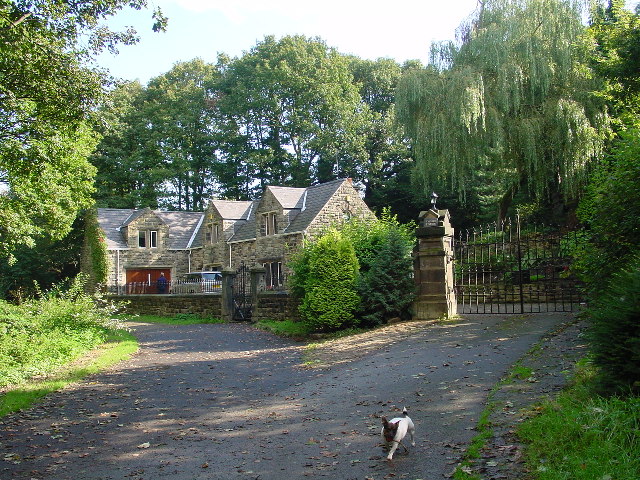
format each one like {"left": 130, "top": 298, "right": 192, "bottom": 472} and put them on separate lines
{"left": 1, "top": 313, "right": 580, "bottom": 480}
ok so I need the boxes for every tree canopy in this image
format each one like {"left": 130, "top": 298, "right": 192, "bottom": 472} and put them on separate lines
{"left": 0, "top": 0, "right": 165, "bottom": 259}
{"left": 396, "top": 0, "right": 611, "bottom": 219}
{"left": 214, "top": 36, "right": 371, "bottom": 196}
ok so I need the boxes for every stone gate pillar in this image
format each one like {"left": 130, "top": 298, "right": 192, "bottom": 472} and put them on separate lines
{"left": 413, "top": 208, "right": 457, "bottom": 320}
{"left": 250, "top": 264, "right": 266, "bottom": 314}
{"left": 221, "top": 267, "right": 236, "bottom": 322}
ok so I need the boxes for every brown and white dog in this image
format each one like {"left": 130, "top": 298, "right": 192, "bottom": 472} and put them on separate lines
{"left": 381, "top": 407, "right": 415, "bottom": 460}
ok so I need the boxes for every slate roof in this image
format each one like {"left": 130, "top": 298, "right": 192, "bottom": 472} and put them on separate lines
{"left": 284, "top": 179, "right": 345, "bottom": 234}
{"left": 210, "top": 200, "right": 254, "bottom": 220}
{"left": 267, "top": 186, "right": 306, "bottom": 209}
{"left": 96, "top": 208, "right": 205, "bottom": 250}
{"left": 156, "top": 211, "right": 205, "bottom": 249}
{"left": 97, "top": 208, "right": 135, "bottom": 250}
{"left": 96, "top": 178, "right": 352, "bottom": 248}
{"left": 228, "top": 178, "right": 346, "bottom": 243}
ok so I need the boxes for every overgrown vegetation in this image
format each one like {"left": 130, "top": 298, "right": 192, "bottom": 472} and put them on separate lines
{"left": 82, "top": 209, "right": 109, "bottom": 289}
{"left": 254, "top": 318, "right": 312, "bottom": 338}
{"left": 518, "top": 364, "right": 640, "bottom": 479}
{"left": 0, "top": 328, "right": 137, "bottom": 417}
{"left": 586, "top": 257, "right": 640, "bottom": 394}
{"left": 0, "top": 276, "right": 127, "bottom": 388}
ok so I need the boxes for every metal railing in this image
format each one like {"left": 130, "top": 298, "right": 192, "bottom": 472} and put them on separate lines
{"left": 111, "top": 279, "right": 223, "bottom": 295}
{"left": 454, "top": 217, "right": 586, "bottom": 314}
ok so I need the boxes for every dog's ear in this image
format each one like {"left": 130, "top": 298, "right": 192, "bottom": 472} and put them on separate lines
{"left": 381, "top": 416, "right": 389, "bottom": 426}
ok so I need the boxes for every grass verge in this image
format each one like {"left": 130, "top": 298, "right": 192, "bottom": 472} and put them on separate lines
{"left": 254, "top": 318, "right": 311, "bottom": 338}
{"left": 518, "top": 363, "right": 640, "bottom": 480}
{"left": 0, "top": 329, "right": 137, "bottom": 418}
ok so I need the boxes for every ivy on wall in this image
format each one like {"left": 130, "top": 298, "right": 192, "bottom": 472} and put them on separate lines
{"left": 83, "top": 209, "right": 109, "bottom": 289}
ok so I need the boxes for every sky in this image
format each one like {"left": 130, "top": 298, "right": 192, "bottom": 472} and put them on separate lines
{"left": 95, "top": 0, "right": 482, "bottom": 84}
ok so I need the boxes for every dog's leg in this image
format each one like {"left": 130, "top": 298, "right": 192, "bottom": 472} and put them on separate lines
{"left": 386, "top": 441, "right": 400, "bottom": 460}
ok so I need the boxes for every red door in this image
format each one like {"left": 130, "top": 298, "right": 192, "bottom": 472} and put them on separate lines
{"left": 126, "top": 269, "right": 171, "bottom": 294}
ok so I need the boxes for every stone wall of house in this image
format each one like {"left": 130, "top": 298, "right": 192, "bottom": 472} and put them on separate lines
{"left": 202, "top": 242, "right": 228, "bottom": 270}
{"left": 112, "top": 294, "right": 222, "bottom": 318}
{"left": 126, "top": 213, "right": 170, "bottom": 249}
{"left": 306, "top": 182, "right": 376, "bottom": 241}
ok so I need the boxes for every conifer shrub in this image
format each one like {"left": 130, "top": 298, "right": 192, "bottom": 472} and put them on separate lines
{"left": 342, "top": 209, "right": 416, "bottom": 326}
{"left": 587, "top": 255, "right": 640, "bottom": 395}
{"left": 295, "top": 229, "right": 360, "bottom": 333}
{"left": 357, "top": 228, "right": 416, "bottom": 327}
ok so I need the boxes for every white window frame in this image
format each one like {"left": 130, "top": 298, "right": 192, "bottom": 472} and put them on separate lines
{"left": 264, "top": 261, "right": 283, "bottom": 289}
{"left": 150, "top": 230, "right": 158, "bottom": 248}
{"left": 138, "top": 230, "right": 146, "bottom": 248}
{"left": 264, "top": 212, "right": 278, "bottom": 236}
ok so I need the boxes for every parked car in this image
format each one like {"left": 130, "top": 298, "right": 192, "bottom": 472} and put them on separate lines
{"left": 172, "top": 271, "right": 222, "bottom": 294}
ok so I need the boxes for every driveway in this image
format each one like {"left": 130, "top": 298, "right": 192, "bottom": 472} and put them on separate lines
{"left": 1, "top": 313, "right": 578, "bottom": 479}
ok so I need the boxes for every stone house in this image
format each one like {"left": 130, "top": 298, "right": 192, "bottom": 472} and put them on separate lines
{"left": 91, "top": 208, "right": 206, "bottom": 293}
{"left": 88, "top": 178, "right": 375, "bottom": 293}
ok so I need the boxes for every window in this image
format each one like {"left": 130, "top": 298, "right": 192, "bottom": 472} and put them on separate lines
{"left": 205, "top": 224, "right": 212, "bottom": 243}
{"left": 264, "top": 212, "right": 278, "bottom": 236}
{"left": 264, "top": 262, "right": 283, "bottom": 290}
{"left": 213, "top": 224, "right": 220, "bottom": 243}
{"left": 138, "top": 230, "right": 158, "bottom": 248}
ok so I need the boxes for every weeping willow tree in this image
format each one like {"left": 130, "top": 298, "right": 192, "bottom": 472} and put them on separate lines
{"left": 396, "top": 0, "right": 611, "bottom": 219}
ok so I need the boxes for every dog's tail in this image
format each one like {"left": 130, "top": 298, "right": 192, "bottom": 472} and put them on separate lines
{"left": 402, "top": 407, "right": 409, "bottom": 416}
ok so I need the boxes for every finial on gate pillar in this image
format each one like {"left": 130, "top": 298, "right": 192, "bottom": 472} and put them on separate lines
{"left": 430, "top": 192, "right": 438, "bottom": 212}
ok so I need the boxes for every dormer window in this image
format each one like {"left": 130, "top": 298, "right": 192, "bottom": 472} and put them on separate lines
{"left": 205, "top": 222, "right": 221, "bottom": 243}
{"left": 263, "top": 212, "right": 278, "bottom": 236}
{"left": 138, "top": 230, "right": 158, "bottom": 248}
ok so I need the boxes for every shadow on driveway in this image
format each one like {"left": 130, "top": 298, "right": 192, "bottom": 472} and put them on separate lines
{"left": 1, "top": 313, "right": 576, "bottom": 479}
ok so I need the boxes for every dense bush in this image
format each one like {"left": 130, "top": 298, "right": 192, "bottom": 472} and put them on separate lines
{"left": 587, "top": 255, "right": 640, "bottom": 395}
{"left": 357, "top": 227, "right": 416, "bottom": 326}
{"left": 294, "top": 229, "right": 360, "bottom": 332}
{"left": 340, "top": 208, "right": 415, "bottom": 274}
{"left": 341, "top": 209, "right": 416, "bottom": 326}
{"left": 290, "top": 211, "right": 416, "bottom": 331}
{"left": 0, "top": 276, "right": 125, "bottom": 387}
{"left": 575, "top": 129, "right": 640, "bottom": 291}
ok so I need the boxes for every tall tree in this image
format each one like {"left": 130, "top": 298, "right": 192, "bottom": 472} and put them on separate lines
{"left": 588, "top": 0, "right": 640, "bottom": 128}
{"left": 214, "top": 35, "right": 370, "bottom": 195}
{"left": 92, "top": 81, "right": 167, "bottom": 208}
{"left": 143, "top": 59, "right": 220, "bottom": 210}
{"left": 0, "top": 0, "right": 166, "bottom": 259}
{"left": 348, "top": 57, "right": 416, "bottom": 218}
{"left": 396, "top": 0, "right": 610, "bottom": 220}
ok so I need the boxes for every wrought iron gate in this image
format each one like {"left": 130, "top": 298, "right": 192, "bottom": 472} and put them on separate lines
{"left": 232, "top": 263, "right": 252, "bottom": 321}
{"left": 454, "top": 217, "right": 585, "bottom": 314}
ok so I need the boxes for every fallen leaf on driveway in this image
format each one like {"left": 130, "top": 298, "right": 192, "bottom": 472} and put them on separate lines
{"left": 137, "top": 442, "right": 150, "bottom": 449}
